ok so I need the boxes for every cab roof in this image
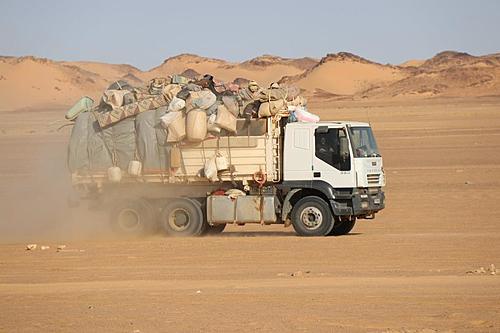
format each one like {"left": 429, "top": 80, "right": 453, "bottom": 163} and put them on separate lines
{"left": 285, "top": 121, "right": 370, "bottom": 128}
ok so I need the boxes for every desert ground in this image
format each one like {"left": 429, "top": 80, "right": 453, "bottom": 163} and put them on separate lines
{"left": 0, "top": 96, "right": 499, "bottom": 332}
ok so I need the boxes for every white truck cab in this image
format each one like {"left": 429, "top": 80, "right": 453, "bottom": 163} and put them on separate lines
{"left": 284, "top": 121, "right": 385, "bottom": 188}
{"left": 279, "top": 121, "right": 386, "bottom": 236}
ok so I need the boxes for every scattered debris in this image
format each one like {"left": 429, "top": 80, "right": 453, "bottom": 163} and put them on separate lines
{"left": 26, "top": 244, "right": 37, "bottom": 251}
{"left": 58, "top": 249, "right": 85, "bottom": 253}
{"left": 380, "top": 328, "right": 440, "bottom": 333}
{"left": 291, "top": 270, "right": 311, "bottom": 277}
{"left": 466, "top": 267, "right": 486, "bottom": 274}
{"left": 466, "top": 264, "right": 498, "bottom": 275}
{"left": 56, "top": 245, "right": 67, "bottom": 251}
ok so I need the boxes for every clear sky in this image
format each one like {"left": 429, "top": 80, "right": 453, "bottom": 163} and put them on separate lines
{"left": 1, "top": 0, "right": 499, "bottom": 70}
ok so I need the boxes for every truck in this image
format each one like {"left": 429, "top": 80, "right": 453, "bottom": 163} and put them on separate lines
{"left": 71, "top": 116, "right": 385, "bottom": 237}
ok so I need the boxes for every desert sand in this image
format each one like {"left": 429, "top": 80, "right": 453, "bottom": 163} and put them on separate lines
{"left": 1, "top": 48, "right": 500, "bottom": 332}
{"left": 0, "top": 90, "right": 499, "bottom": 331}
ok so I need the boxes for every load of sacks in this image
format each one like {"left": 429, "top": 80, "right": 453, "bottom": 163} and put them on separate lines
{"left": 66, "top": 73, "right": 319, "bottom": 178}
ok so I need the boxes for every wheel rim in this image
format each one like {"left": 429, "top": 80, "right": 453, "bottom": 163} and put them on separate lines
{"left": 168, "top": 208, "right": 191, "bottom": 232}
{"left": 300, "top": 206, "right": 323, "bottom": 230}
{"left": 118, "top": 208, "right": 141, "bottom": 230}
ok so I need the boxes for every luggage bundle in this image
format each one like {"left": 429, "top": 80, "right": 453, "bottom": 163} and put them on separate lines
{"left": 66, "top": 73, "right": 317, "bottom": 181}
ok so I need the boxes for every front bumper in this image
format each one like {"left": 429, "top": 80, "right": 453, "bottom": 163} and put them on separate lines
{"left": 351, "top": 187, "right": 385, "bottom": 216}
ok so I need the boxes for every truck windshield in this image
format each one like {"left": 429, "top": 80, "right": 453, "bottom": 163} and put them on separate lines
{"left": 348, "top": 127, "right": 381, "bottom": 158}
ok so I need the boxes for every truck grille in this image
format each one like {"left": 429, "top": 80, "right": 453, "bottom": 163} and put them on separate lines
{"left": 367, "top": 174, "right": 380, "bottom": 185}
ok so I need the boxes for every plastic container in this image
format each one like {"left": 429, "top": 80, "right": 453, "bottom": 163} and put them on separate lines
{"left": 127, "top": 160, "right": 142, "bottom": 176}
{"left": 215, "top": 151, "right": 229, "bottom": 171}
{"left": 204, "top": 156, "right": 218, "bottom": 182}
{"left": 107, "top": 166, "right": 122, "bottom": 183}
{"left": 161, "top": 112, "right": 186, "bottom": 143}
{"left": 207, "top": 114, "right": 221, "bottom": 134}
{"left": 65, "top": 96, "right": 94, "bottom": 120}
{"left": 170, "top": 146, "right": 182, "bottom": 168}
{"left": 186, "top": 109, "right": 207, "bottom": 142}
{"left": 168, "top": 97, "right": 186, "bottom": 112}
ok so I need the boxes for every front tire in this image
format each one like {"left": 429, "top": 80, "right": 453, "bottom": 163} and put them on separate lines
{"left": 291, "top": 196, "right": 334, "bottom": 236}
{"left": 160, "top": 198, "right": 204, "bottom": 237}
{"left": 329, "top": 217, "right": 356, "bottom": 236}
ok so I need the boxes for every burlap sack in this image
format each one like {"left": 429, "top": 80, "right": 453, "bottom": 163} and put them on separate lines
{"left": 215, "top": 104, "right": 237, "bottom": 133}
{"left": 186, "top": 109, "right": 207, "bottom": 142}
{"left": 162, "top": 84, "right": 183, "bottom": 102}
{"left": 258, "top": 99, "right": 287, "bottom": 117}
{"left": 186, "top": 90, "right": 216, "bottom": 111}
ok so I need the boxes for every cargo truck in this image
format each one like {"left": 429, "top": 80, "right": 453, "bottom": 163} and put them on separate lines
{"left": 71, "top": 117, "right": 385, "bottom": 237}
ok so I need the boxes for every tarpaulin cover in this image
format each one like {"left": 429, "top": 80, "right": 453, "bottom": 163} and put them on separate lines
{"left": 68, "top": 111, "right": 90, "bottom": 172}
{"left": 68, "top": 107, "right": 169, "bottom": 173}
{"left": 102, "top": 116, "right": 136, "bottom": 170}
{"left": 135, "top": 106, "right": 169, "bottom": 172}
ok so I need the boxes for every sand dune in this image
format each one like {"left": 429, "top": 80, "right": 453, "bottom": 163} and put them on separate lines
{"left": 0, "top": 54, "right": 317, "bottom": 110}
{"left": 1, "top": 51, "right": 499, "bottom": 110}
{"left": 366, "top": 51, "right": 500, "bottom": 99}
{"left": 0, "top": 57, "right": 103, "bottom": 110}
{"left": 143, "top": 54, "right": 316, "bottom": 86}
{"left": 281, "top": 52, "right": 406, "bottom": 97}
{"left": 399, "top": 59, "right": 425, "bottom": 67}
{"left": 0, "top": 57, "right": 142, "bottom": 110}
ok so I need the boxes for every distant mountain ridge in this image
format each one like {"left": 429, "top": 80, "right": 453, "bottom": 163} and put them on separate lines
{"left": 0, "top": 51, "right": 499, "bottom": 110}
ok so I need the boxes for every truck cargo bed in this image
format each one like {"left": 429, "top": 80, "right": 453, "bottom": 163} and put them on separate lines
{"left": 72, "top": 118, "right": 282, "bottom": 186}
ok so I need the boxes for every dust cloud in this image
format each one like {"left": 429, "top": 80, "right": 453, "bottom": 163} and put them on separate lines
{"left": 0, "top": 134, "right": 110, "bottom": 243}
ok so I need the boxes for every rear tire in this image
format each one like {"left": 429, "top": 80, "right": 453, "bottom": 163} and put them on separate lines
{"left": 291, "top": 196, "right": 334, "bottom": 236}
{"left": 203, "top": 224, "right": 226, "bottom": 235}
{"left": 329, "top": 217, "right": 356, "bottom": 236}
{"left": 109, "top": 198, "right": 156, "bottom": 236}
{"left": 160, "top": 198, "right": 204, "bottom": 237}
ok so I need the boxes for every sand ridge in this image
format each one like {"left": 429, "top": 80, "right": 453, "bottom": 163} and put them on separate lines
{"left": 2, "top": 51, "right": 500, "bottom": 111}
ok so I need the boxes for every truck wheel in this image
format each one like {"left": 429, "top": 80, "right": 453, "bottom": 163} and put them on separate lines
{"left": 204, "top": 224, "right": 226, "bottom": 235}
{"left": 329, "top": 217, "right": 356, "bottom": 236}
{"left": 291, "top": 196, "right": 334, "bottom": 236}
{"left": 110, "top": 198, "right": 155, "bottom": 236}
{"left": 160, "top": 199, "right": 204, "bottom": 237}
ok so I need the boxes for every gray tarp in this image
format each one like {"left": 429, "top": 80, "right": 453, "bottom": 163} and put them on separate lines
{"left": 68, "top": 107, "right": 169, "bottom": 174}
{"left": 135, "top": 106, "right": 169, "bottom": 172}
{"left": 102, "top": 116, "right": 136, "bottom": 170}
{"left": 68, "top": 111, "right": 90, "bottom": 172}
{"left": 87, "top": 113, "right": 113, "bottom": 171}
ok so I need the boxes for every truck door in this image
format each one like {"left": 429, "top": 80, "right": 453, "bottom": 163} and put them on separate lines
{"left": 283, "top": 126, "right": 313, "bottom": 181}
{"left": 313, "top": 126, "right": 355, "bottom": 188}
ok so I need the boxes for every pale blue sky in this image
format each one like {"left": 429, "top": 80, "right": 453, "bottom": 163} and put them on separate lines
{"left": 1, "top": 0, "right": 499, "bottom": 70}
